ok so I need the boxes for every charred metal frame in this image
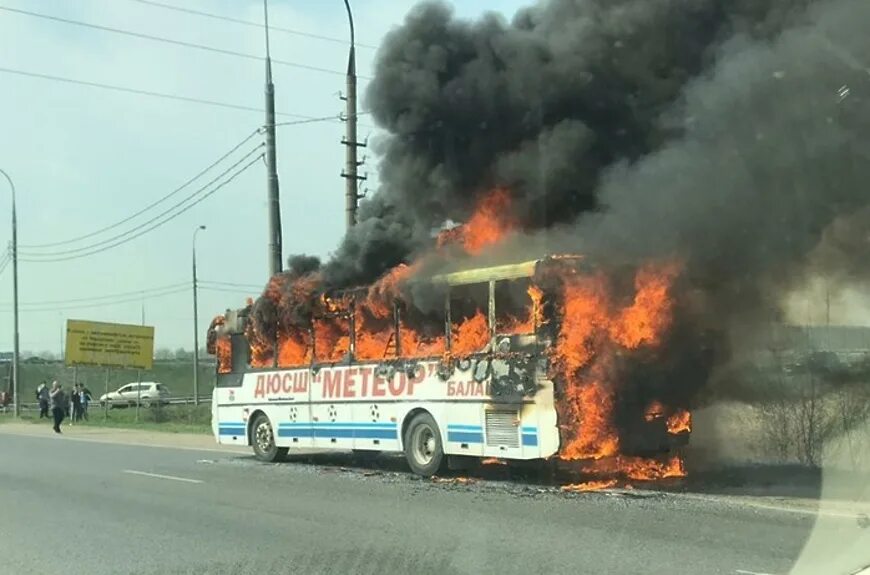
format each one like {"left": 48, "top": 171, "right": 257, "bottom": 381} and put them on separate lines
{"left": 393, "top": 301, "right": 402, "bottom": 357}
{"left": 488, "top": 280, "right": 497, "bottom": 352}
{"left": 444, "top": 289, "right": 452, "bottom": 353}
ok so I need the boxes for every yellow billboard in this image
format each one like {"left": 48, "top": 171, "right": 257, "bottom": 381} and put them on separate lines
{"left": 65, "top": 320, "right": 155, "bottom": 370}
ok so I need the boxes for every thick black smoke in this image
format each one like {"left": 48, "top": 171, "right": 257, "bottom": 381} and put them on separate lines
{"left": 573, "top": 0, "right": 870, "bottom": 401}
{"left": 269, "top": 0, "right": 870, "bottom": 415}
{"left": 327, "top": 0, "right": 814, "bottom": 286}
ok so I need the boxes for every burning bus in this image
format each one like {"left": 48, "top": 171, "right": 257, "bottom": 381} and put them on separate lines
{"left": 207, "top": 253, "right": 691, "bottom": 480}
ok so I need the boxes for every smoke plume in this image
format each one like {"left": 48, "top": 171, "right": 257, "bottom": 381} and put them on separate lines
{"left": 263, "top": 0, "right": 870, "bottom": 412}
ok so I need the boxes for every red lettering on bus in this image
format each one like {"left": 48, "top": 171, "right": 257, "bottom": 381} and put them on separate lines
{"left": 269, "top": 374, "right": 281, "bottom": 394}
{"left": 323, "top": 369, "right": 343, "bottom": 398}
{"left": 372, "top": 374, "right": 386, "bottom": 397}
{"left": 447, "top": 381, "right": 456, "bottom": 397}
{"left": 407, "top": 370, "right": 423, "bottom": 396}
{"left": 344, "top": 368, "right": 358, "bottom": 398}
{"left": 389, "top": 373, "right": 406, "bottom": 396}
{"left": 254, "top": 375, "right": 266, "bottom": 398}
{"left": 282, "top": 373, "right": 293, "bottom": 393}
{"left": 473, "top": 381, "right": 484, "bottom": 396}
{"left": 359, "top": 367, "right": 371, "bottom": 397}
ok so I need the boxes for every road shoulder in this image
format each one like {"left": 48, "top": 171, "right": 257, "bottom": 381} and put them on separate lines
{"left": 0, "top": 421, "right": 248, "bottom": 453}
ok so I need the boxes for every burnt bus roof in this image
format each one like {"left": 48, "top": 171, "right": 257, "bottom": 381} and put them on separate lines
{"left": 428, "top": 254, "right": 588, "bottom": 287}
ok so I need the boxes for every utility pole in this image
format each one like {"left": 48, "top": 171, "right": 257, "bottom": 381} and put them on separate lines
{"left": 341, "top": 0, "right": 366, "bottom": 230}
{"left": 1, "top": 169, "right": 19, "bottom": 417}
{"left": 263, "top": 0, "right": 283, "bottom": 276}
{"left": 192, "top": 225, "right": 206, "bottom": 406}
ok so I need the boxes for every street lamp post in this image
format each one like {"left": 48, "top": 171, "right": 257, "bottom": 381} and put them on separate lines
{"left": 192, "top": 225, "right": 206, "bottom": 406}
{"left": 0, "top": 169, "right": 19, "bottom": 417}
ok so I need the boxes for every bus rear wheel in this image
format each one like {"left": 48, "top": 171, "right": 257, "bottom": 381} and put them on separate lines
{"left": 403, "top": 412, "right": 445, "bottom": 477}
{"left": 250, "top": 413, "right": 288, "bottom": 462}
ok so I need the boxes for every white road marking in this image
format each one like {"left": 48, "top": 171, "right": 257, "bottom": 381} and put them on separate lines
{"left": 122, "top": 469, "right": 204, "bottom": 484}
{"left": 736, "top": 570, "right": 778, "bottom": 575}
{"left": 659, "top": 491, "right": 866, "bottom": 520}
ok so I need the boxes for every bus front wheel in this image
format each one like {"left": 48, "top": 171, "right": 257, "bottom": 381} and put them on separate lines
{"left": 403, "top": 412, "right": 445, "bottom": 477}
{"left": 250, "top": 413, "right": 288, "bottom": 463}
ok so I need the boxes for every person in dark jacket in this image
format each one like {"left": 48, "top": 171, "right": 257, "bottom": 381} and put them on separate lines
{"left": 70, "top": 384, "right": 83, "bottom": 424}
{"left": 49, "top": 381, "right": 66, "bottom": 434}
{"left": 37, "top": 381, "right": 50, "bottom": 419}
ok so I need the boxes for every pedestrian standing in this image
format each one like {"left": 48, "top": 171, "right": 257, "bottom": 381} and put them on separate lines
{"left": 70, "top": 383, "right": 82, "bottom": 424}
{"left": 80, "top": 384, "right": 91, "bottom": 421}
{"left": 49, "top": 381, "right": 66, "bottom": 434}
{"left": 37, "top": 381, "right": 50, "bottom": 418}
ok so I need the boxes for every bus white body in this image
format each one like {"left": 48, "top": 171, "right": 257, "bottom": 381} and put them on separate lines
{"left": 211, "top": 358, "right": 560, "bottom": 461}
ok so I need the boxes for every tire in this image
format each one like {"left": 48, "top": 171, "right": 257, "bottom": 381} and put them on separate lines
{"left": 141, "top": 399, "right": 152, "bottom": 409}
{"left": 403, "top": 412, "right": 445, "bottom": 477}
{"left": 250, "top": 413, "right": 288, "bottom": 463}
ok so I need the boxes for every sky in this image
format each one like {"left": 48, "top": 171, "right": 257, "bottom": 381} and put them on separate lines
{"left": 0, "top": 0, "right": 529, "bottom": 356}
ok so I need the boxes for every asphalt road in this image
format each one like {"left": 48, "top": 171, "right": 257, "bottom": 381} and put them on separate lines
{"left": 0, "top": 432, "right": 841, "bottom": 575}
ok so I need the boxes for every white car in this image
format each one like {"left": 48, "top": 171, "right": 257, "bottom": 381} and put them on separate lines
{"left": 99, "top": 382, "right": 170, "bottom": 408}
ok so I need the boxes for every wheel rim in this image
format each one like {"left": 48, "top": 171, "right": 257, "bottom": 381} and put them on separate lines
{"left": 255, "top": 420, "right": 274, "bottom": 453}
{"left": 412, "top": 423, "right": 436, "bottom": 466}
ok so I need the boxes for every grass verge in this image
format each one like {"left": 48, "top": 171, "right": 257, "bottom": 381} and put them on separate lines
{"left": 0, "top": 404, "right": 212, "bottom": 435}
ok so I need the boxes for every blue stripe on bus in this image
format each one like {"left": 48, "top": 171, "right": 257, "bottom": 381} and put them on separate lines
{"left": 447, "top": 431, "right": 484, "bottom": 444}
{"left": 218, "top": 425, "right": 246, "bottom": 436}
{"left": 521, "top": 426, "right": 536, "bottom": 433}
{"left": 277, "top": 427, "right": 398, "bottom": 440}
{"left": 279, "top": 422, "right": 396, "bottom": 429}
{"left": 447, "top": 424, "right": 482, "bottom": 430}
{"left": 522, "top": 433, "right": 538, "bottom": 447}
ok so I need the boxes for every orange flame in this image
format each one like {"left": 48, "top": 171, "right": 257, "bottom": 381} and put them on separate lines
{"left": 666, "top": 409, "right": 692, "bottom": 434}
{"left": 552, "top": 262, "right": 685, "bottom": 477}
{"left": 216, "top": 336, "right": 232, "bottom": 374}
{"left": 560, "top": 479, "right": 618, "bottom": 492}
{"left": 609, "top": 262, "right": 680, "bottom": 349}
{"left": 578, "top": 454, "right": 687, "bottom": 481}
{"left": 437, "top": 188, "right": 516, "bottom": 254}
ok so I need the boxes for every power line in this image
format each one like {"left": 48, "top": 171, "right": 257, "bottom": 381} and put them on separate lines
{"left": 199, "top": 285, "right": 262, "bottom": 295}
{"left": 0, "top": 251, "right": 10, "bottom": 277}
{"left": 21, "top": 145, "right": 263, "bottom": 257}
{"left": 5, "top": 282, "right": 189, "bottom": 308}
{"left": 21, "top": 129, "right": 261, "bottom": 249}
{"left": 0, "top": 66, "right": 328, "bottom": 119}
{"left": 127, "top": 0, "right": 378, "bottom": 50}
{"left": 19, "top": 153, "right": 263, "bottom": 263}
{"left": 0, "top": 5, "right": 371, "bottom": 79}
{"left": 200, "top": 280, "right": 265, "bottom": 289}
{"left": 276, "top": 113, "right": 375, "bottom": 132}
{"left": 0, "top": 285, "right": 190, "bottom": 313}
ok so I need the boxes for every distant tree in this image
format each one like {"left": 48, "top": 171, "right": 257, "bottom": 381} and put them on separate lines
{"left": 174, "top": 348, "right": 193, "bottom": 361}
{"left": 39, "top": 350, "right": 56, "bottom": 361}
{"left": 154, "top": 348, "right": 173, "bottom": 360}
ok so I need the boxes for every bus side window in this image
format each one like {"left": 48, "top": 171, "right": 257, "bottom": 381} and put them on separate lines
{"left": 230, "top": 334, "right": 249, "bottom": 373}
{"left": 313, "top": 316, "right": 350, "bottom": 363}
{"left": 494, "top": 278, "right": 539, "bottom": 336}
{"left": 449, "top": 283, "right": 489, "bottom": 356}
{"left": 355, "top": 289, "right": 397, "bottom": 361}
{"left": 399, "top": 300, "right": 446, "bottom": 359}
{"left": 277, "top": 328, "right": 312, "bottom": 368}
